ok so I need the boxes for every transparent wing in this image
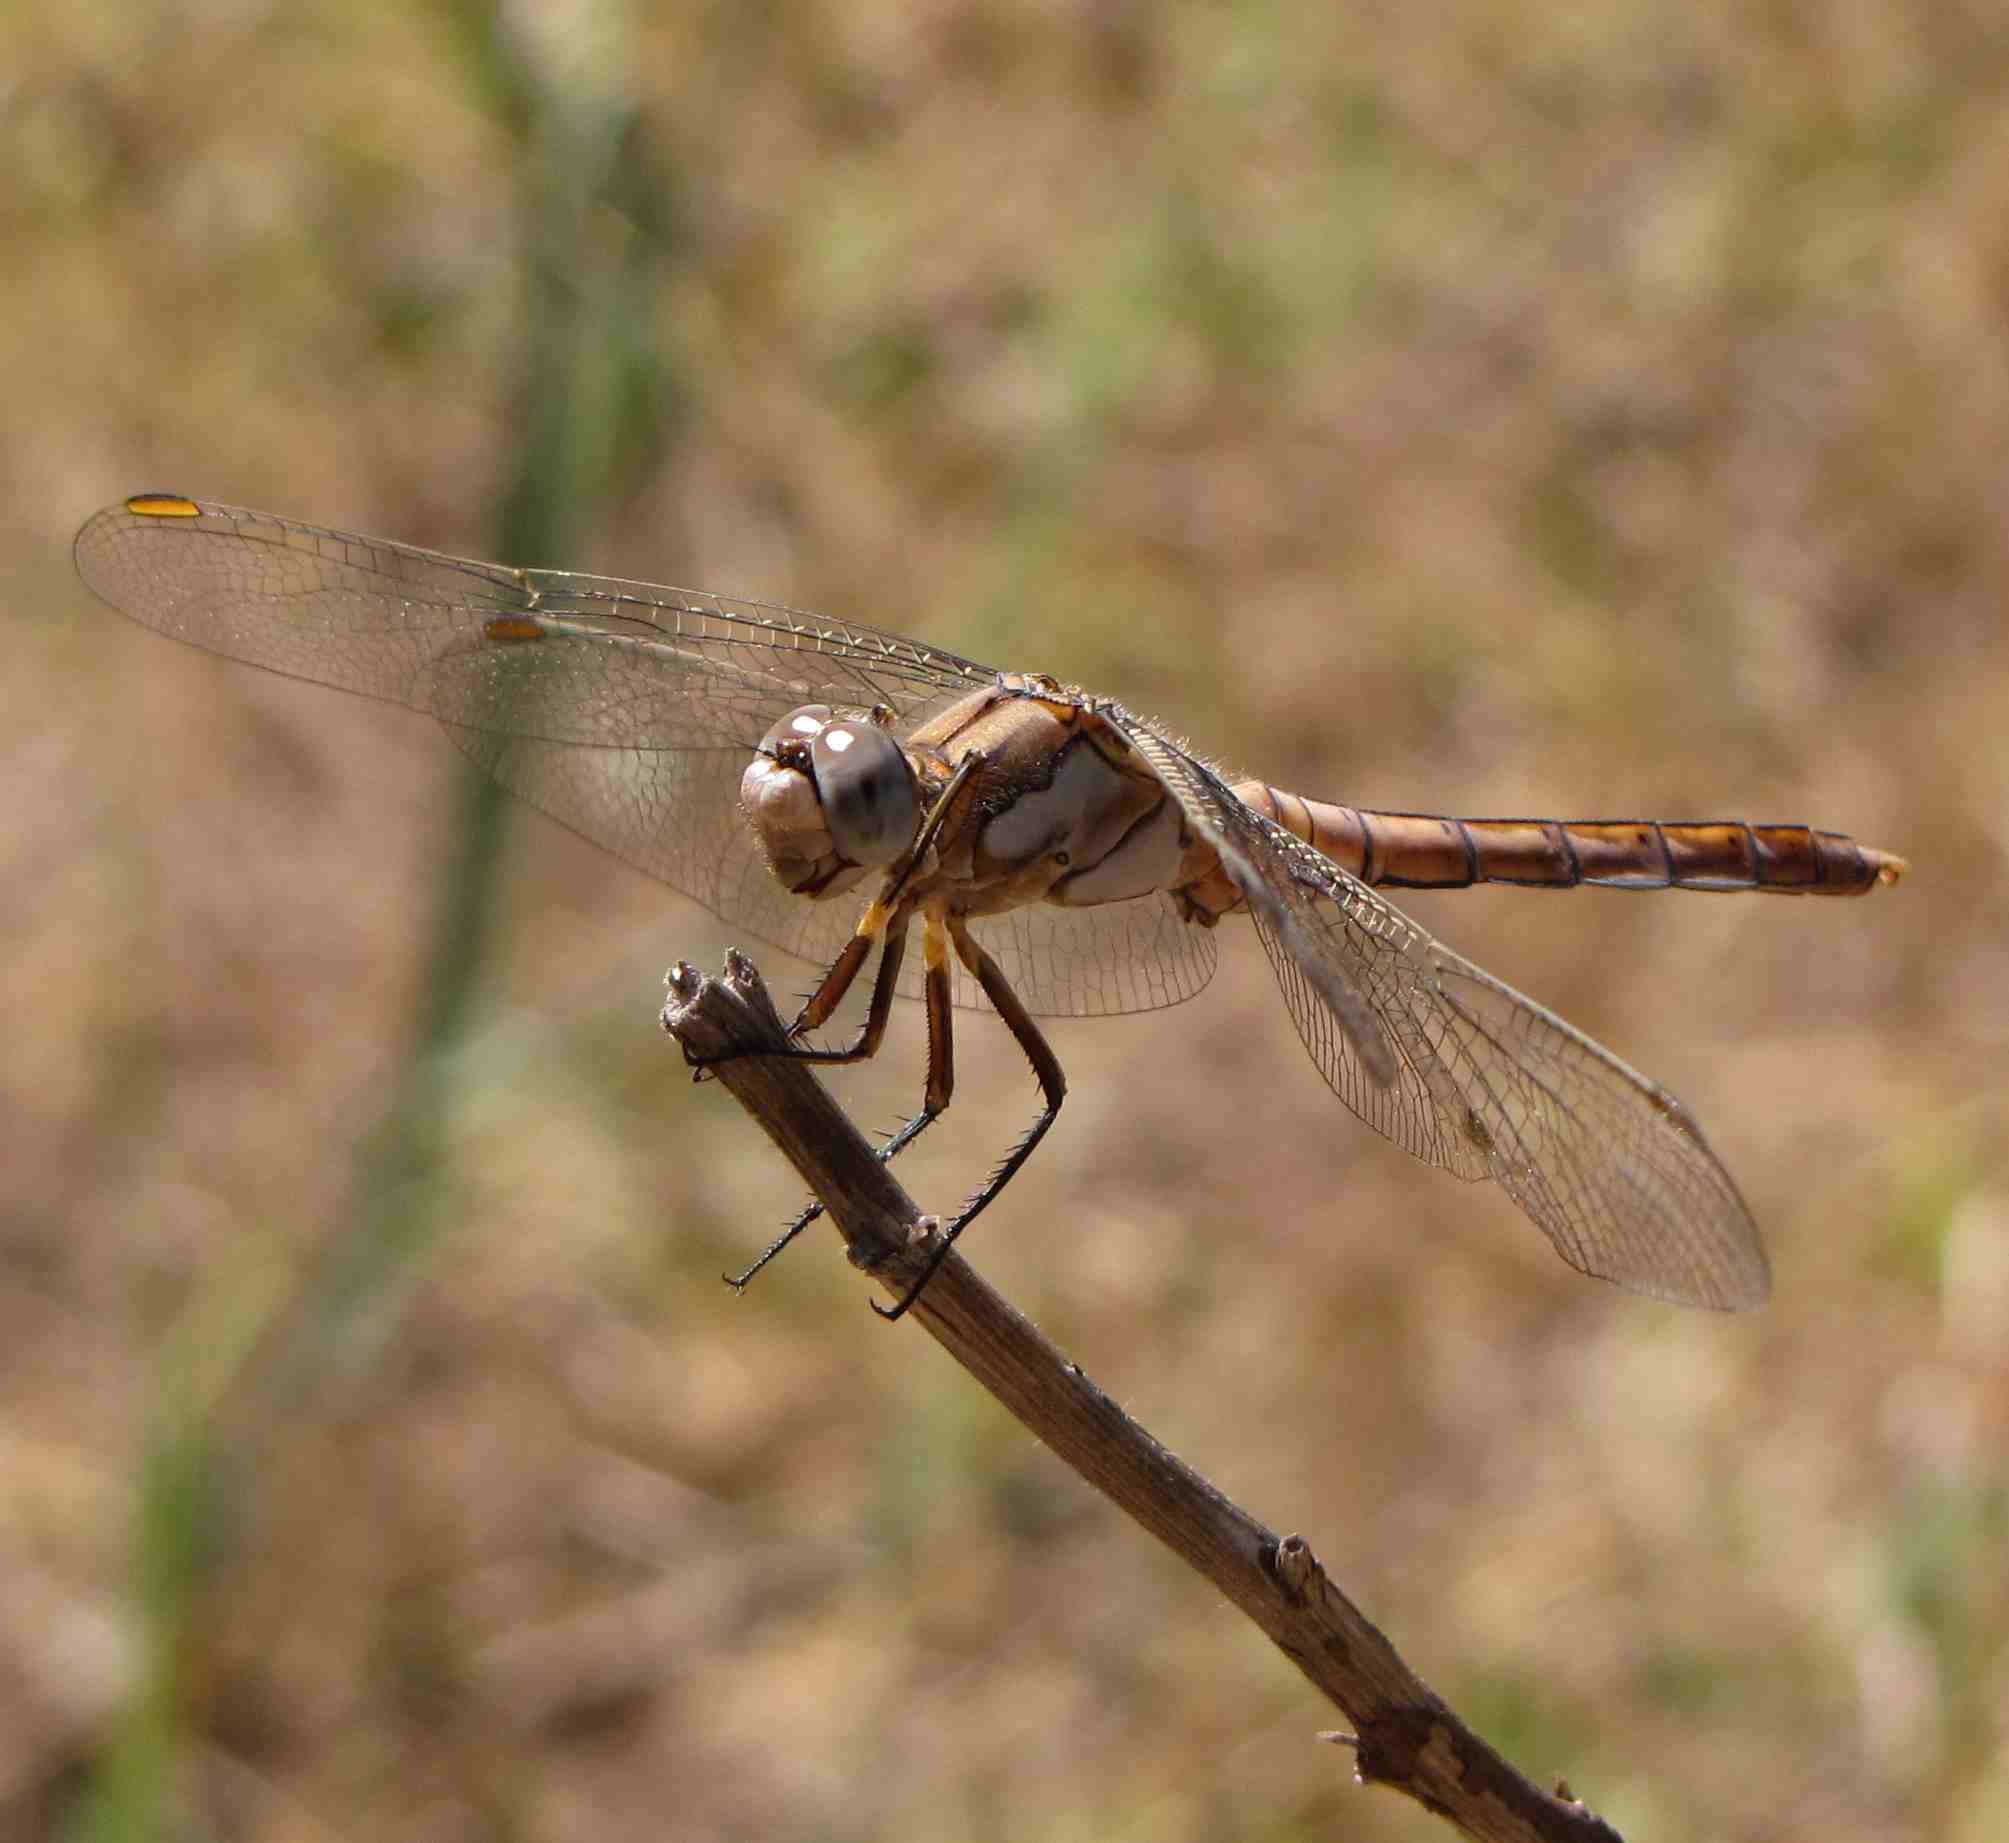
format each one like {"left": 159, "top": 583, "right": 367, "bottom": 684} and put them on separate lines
{"left": 74, "top": 495, "right": 1217, "bottom": 1017}
{"left": 442, "top": 722, "right": 1217, "bottom": 1016}
{"left": 1114, "top": 711, "right": 1769, "bottom": 1310}
{"left": 74, "top": 495, "right": 995, "bottom": 744}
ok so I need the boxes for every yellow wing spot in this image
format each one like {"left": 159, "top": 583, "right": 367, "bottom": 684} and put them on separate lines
{"left": 482, "top": 616, "right": 546, "bottom": 644}
{"left": 125, "top": 494, "right": 202, "bottom": 518}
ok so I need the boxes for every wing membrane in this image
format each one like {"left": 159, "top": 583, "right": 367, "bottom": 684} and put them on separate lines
{"left": 1113, "top": 709, "right": 1768, "bottom": 1309}
{"left": 74, "top": 496, "right": 1217, "bottom": 1017}
{"left": 73, "top": 497, "right": 993, "bottom": 740}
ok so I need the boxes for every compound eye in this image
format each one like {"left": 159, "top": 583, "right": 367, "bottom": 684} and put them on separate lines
{"left": 758, "top": 705, "right": 835, "bottom": 760}
{"left": 810, "top": 718, "right": 918, "bottom": 867}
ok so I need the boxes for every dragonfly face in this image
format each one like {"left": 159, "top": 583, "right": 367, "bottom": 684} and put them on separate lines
{"left": 740, "top": 703, "right": 923, "bottom": 899}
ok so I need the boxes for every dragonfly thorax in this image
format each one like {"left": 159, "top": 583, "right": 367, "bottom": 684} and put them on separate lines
{"left": 740, "top": 704, "right": 922, "bottom": 897}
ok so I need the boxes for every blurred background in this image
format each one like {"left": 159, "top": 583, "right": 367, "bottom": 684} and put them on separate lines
{"left": 4, "top": 3, "right": 2004, "bottom": 1839}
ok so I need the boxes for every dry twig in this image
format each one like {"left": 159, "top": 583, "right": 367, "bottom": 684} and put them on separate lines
{"left": 661, "top": 950, "right": 1626, "bottom": 1843}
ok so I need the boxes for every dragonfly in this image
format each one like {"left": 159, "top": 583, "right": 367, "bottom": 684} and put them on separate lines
{"left": 75, "top": 494, "right": 1904, "bottom": 1317}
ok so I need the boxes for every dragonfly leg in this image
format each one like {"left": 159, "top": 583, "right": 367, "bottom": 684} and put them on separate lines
{"left": 724, "top": 911, "right": 958, "bottom": 1292}
{"left": 874, "top": 913, "right": 1064, "bottom": 1322}
{"left": 697, "top": 753, "right": 980, "bottom": 1074}
{"left": 780, "top": 897, "right": 914, "bottom": 1064}
{"left": 688, "top": 898, "right": 911, "bottom": 1087}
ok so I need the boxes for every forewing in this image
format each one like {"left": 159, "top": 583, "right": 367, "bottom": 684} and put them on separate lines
{"left": 74, "top": 497, "right": 1217, "bottom": 1018}
{"left": 73, "top": 496, "right": 995, "bottom": 744}
{"left": 1113, "top": 711, "right": 1769, "bottom": 1310}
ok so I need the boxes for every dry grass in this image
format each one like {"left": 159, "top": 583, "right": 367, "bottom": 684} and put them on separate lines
{"left": 4, "top": 3, "right": 2005, "bottom": 1839}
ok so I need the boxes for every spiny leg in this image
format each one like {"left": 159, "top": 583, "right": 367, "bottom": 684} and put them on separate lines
{"left": 686, "top": 901, "right": 885, "bottom": 1091}
{"left": 781, "top": 894, "right": 913, "bottom": 1063}
{"left": 874, "top": 913, "right": 1066, "bottom": 1322}
{"left": 723, "top": 1108, "right": 933, "bottom": 1292}
{"left": 721, "top": 905, "right": 925, "bottom": 1291}
{"left": 711, "top": 750, "right": 987, "bottom": 1292}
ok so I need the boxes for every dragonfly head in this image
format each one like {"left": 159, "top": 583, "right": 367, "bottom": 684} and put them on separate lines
{"left": 741, "top": 704, "right": 922, "bottom": 896}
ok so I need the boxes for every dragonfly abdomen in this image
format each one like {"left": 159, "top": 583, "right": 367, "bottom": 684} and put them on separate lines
{"left": 1237, "top": 784, "right": 1906, "bottom": 895}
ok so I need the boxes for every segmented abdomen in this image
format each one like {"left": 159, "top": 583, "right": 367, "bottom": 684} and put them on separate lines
{"left": 1236, "top": 785, "right": 1906, "bottom": 895}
